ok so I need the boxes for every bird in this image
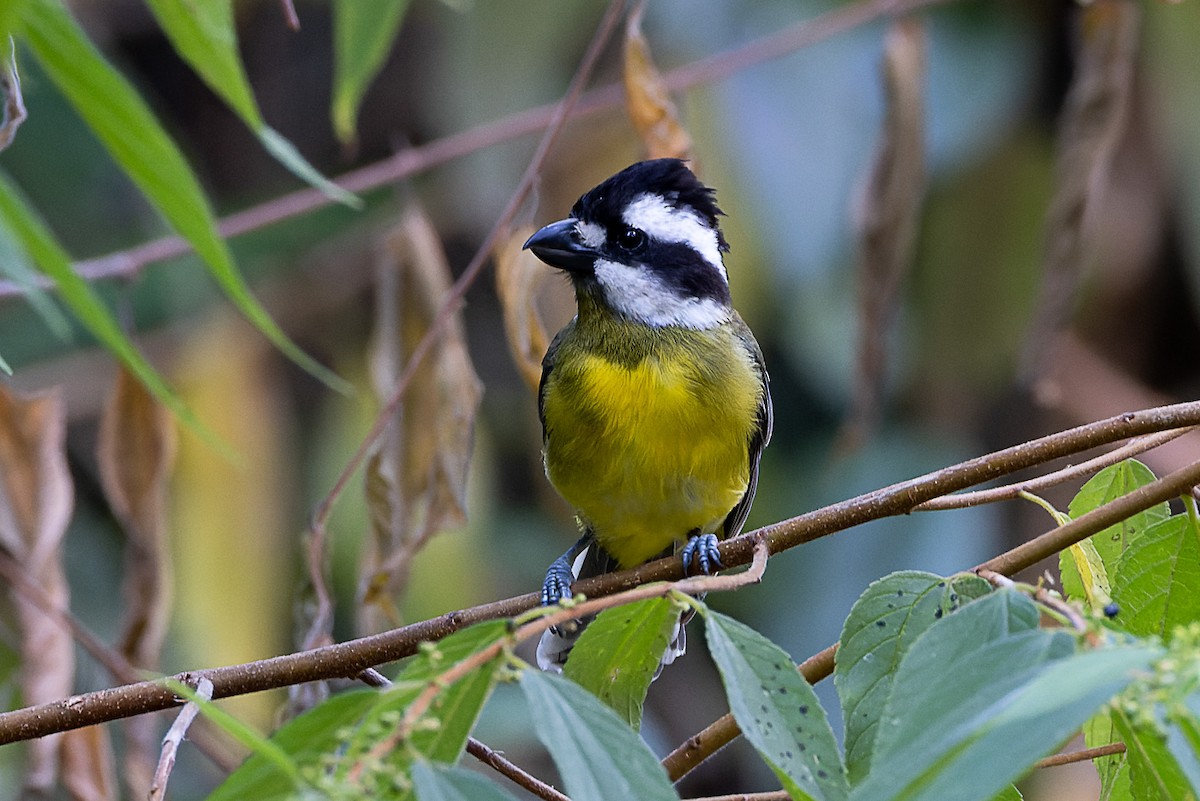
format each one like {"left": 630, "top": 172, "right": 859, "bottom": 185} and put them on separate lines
{"left": 522, "top": 158, "right": 772, "bottom": 673}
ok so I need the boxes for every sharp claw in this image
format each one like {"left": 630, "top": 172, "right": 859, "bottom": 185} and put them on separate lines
{"left": 682, "top": 533, "right": 722, "bottom": 576}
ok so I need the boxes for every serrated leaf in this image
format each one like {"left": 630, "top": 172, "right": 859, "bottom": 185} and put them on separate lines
{"left": 1084, "top": 710, "right": 1132, "bottom": 801}
{"left": 852, "top": 590, "right": 1158, "bottom": 801}
{"left": 835, "top": 571, "right": 990, "bottom": 784}
{"left": 563, "top": 596, "right": 679, "bottom": 729}
{"left": 332, "top": 0, "right": 410, "bottom": 144}
{"left": 411, "top": 760, "right": 523, "bottom": 801}
{"left": 1061, "top": 460, "right": 1164, "bottom": 606}
{"left": 208, "top": 621, "right": 508, "bottom": 801}
{"left": 1113, "top": 706, "right": 1198, "bottom": 801}
{"left": 1070, "top": 460, "right": 1166, "bottom": 563}
{"left": 519, "top": 668, "right": 678, "bottom": 801}
{"left": 1112, "top": 515, "right": 1200, "bottom": 641}
{"left": 705, "top": 609, "right": 848, "bottom": 801}
{"left": 0, "top": 170, "right": 208, "bottom": 439}
{"left": 16, "top": 0, "right": 348, "bottom": 392}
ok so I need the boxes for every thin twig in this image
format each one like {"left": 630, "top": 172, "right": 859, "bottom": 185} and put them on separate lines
{"left": 1, "top": 404, "right": 1199, "bottom": 746}
{"left": 353, "top": 535, "right": 768, "bottom": 780}
{"left": 914, "top": 428, "right": 1193, "bottom": 511}
{"left": 0, "top": 0, "right": 950, "bottom": 299}
{"left": 1036, "top": 742, "right": 1125, "bottom": 768}
{"left": 467, "top": 737, "right": 571, "bottom": 801}
{"left": 148, "top": 677, "right": 212, "bottom": 801}
{"left": 685, "top": 793, "right": 791, "bottom": 801}
{"left": 307, "top": 0, "right": 625, "bottom": 545}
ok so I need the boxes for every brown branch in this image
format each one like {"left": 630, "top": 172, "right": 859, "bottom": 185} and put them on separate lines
{"left": 467, "top": 737, "right": 571, "bottom": 801}
{"left": 0, "top": 403, "right": 1195, "bottom": 747}
{"left": 0, "top": 0, "right": 949, "bottom": 299}
{"left": 1036, "top": 742, "right": 1125, "bottom": 769}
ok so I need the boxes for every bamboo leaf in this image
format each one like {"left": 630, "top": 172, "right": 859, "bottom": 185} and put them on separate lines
{"left": 332, "top": 0, "right": 410, "bottom": 144}
{"left": 0, "top": 170, "right": 205, "bottom": 435}
{"left": 16, "top": 0, "right": 348, "bottom": 392}
{"left": 141, "top": 0, "right": 358, "bottom": 206}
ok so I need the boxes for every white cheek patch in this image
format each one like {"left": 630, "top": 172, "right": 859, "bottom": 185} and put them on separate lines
{"left": 593, "top": 260, "right": 729, "bottom": 330}
{"left": 622, "top": 194, "right": 727, "bottom": 281}
{"left": 575, "top": 220, "right": 605, "bottom": 250}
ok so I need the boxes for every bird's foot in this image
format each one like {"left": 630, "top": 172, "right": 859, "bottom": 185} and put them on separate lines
{"left": 681, "top": 532, "right": 722, "bottom": 576}
{"left": 541, "top": 554, "right": 576, "bottom": 607}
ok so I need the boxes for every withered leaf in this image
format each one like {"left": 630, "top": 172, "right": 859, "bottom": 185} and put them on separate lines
{"left": 0, "top": 385, "right": 74, "bottom": 795}
{"left": 494, "top": 225, "right": 550, "bottom": 393}
{"left": 623, "top": 2, "right": 692, "bottom": 161}
{"left": 96, "top": 365, "right": 176, "bottom": 799}
{"left": 61, "top": 726, "right": 116, "bottom": 801}
{"left": 1019, "top": 0, "right": 1138, "bottom": 381}
{"left": 840, "top": 17, "right": 926, "bottom": 453}
{"left": 361, "top": 203, "right": 482, "bottom": 631}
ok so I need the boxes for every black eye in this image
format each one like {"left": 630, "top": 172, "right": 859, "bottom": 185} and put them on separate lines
{"left": 617, "top": 227, "right": 645, "bottom": 250}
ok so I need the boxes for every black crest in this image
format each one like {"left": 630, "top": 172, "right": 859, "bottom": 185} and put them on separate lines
{"left": 572, "top": 159, "right": 729, "bottom": 252}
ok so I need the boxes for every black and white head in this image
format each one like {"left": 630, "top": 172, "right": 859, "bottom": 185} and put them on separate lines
{"left": 523, "top": 159, "right": 732, "bottom": 329}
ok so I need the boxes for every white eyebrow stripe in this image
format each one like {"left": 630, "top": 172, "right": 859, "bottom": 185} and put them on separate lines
{"left": 593, "top": 260, "right": 730, "bottom": 329}
{"left": 621, "top": 194, "right": 727, "bottom": 281}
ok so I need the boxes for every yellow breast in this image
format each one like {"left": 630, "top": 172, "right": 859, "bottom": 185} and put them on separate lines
{"left": 541, "top": 323, "right": 763, "bottom": 568}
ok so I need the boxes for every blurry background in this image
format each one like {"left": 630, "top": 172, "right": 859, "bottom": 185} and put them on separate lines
{"left": 1, "top": 0, "right": 1198, "bottom": 798}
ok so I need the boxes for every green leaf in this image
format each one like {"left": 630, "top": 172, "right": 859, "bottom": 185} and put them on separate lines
{"left": 206, "top": 688, "right": 376, "bottom": 800}
{"left": 332, "top": 0, "right": 410, "bottom": 143}
{"left": 0, "top": 171, "right": 208, "bottom": 435}
{"left": 1083, "top": 711, "right": 1132, "bottom": 801}
{"left": 1112, "top": 515, "right": 1200, "bottom": 641}
{"left": 141, "top": 0, "right": 358, "bottom": 207}
{"left": 1061, "top": 460, "right": 1167, "bottom": 603}
{"left": 705, "top": 609, "right": 848, "bottom": 801}
{"left": 851, "top": 590, "right": 1159, "bottom": 801}
{"left": 1062, "top": 538, "right": 1113, "bottom": 612}
{"left": 0, "top": 212, "right": 70, "bottom": 339}
{"left": 989, "top": 786, "right": 1023, "bottom": 801}
{"left": 411, "top": 761, "right": 524, "bottom": 801}
{"left": 519, "top": 668, "right": 678, "bottom": 801}
{"left": 16, "top": 0, "right": 349, "bottom": 392}
{"left": 835, "top": 571, "right": 990, "bottom": 784}
{"left": 1113, "top": 706, "right": 1197, "bottom": 801}
{"left": 563, "top": 595, "right": 680, "bottom": 729}
{"left": 208, "top": 620, "right": 508, "bottom": 801}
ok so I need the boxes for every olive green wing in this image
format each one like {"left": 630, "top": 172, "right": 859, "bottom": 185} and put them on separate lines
{"left": 722, "top": 323, "right": 773, "bottom": 540}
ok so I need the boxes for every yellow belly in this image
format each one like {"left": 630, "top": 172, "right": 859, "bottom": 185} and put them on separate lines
{"left": 542, "top": 326, "right": 762, "bottom": 568}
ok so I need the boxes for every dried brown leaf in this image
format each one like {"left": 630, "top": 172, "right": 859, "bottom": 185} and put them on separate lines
{"left": 96, "top": 365, "right": 176, "bottom": 798}
{"left": 361, "top": 203, "right": 482, "bottom": 632}
{"left": 61, "top": 726, "right": 116, "bottom": 801}
{"left": 623, "top": 2, "right": 692, "bottom": 161}
{"left": 495, "top": 226, "right": 551, "bottom": 393}
{"left": 0, "top": 385, "right": 74, "bottom": 795}
{"left": 1, "top": 45, "right": 28, "bottom": 153}
{"left": 1019, "top": 0, "right": 1139, "bottom": 381}
{"left": 840, "top": 17, "right": 926, "bottom": 453}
